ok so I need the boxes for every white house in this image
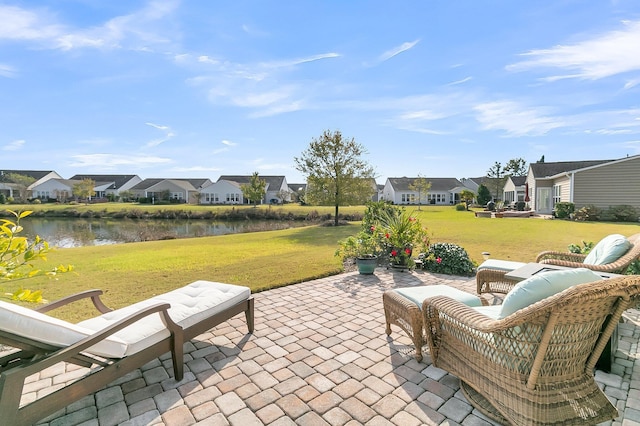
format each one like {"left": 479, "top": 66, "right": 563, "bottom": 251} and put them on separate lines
{"left": 199, "top": 180, "right": 244, "bottom": 204}
{"left": 130, "top": 178, "right": 212, "bottom": 203}
{"left": 503, "top": 176, "right": 527, "bottom": 204}
{"left": 0, "top": 170, "right": 62, "bottom": 200}
{"left": 217, "top": 175, "right": 292, "bottom": 204}
{"left": 382, "top": 177, "right": 464, "bottom": 205}
{"left": 70, "top": 174, "right": 142, "bottom": 199}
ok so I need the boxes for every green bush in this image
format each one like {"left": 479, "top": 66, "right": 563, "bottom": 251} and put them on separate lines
{"left": 0, "top": 193, "right": 5, "bottom": 204}
{"left": 455, "top": 203, "right": 466, "bottom": 211}
{"left": 604, "top": 205, "right": 639, "bottom": 222}
{"left": 515, "top": 201, "right": 526, "bottom": 211}
{"left": 553, "top": 202, "right": 574, "bottom": 219}
{"left": 420, "top": 242, "right": 476, "bottom": 276}
{"left": 574, "top": 205, "right": 600, "bottom": 221}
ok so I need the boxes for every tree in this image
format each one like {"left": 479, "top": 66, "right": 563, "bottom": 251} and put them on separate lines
{"left": 504, "top": 157, "right": 528, "bottom": 176}
{"left": 72, "top": 178, "right": 96, "bottom": 204}
{"left": 538, "top": 155, "right": 545, "bottom": 163}
{"left": 486, "top": 162, "right": 506, "bottom": 201}
{"left": 275, "top": 189, "right": 290, "bottom": 204}
{"left": 477, "top": 184, "right": 492, "bottom": 206}
{"left": 295, "top": 129, "right": 375, "bottom": 226}
{"left": 241, "top": 172, "right": 267, "bottom": 207}
{"left": 460, "top": 189, "right": 475, "bottom": 210}
{"left": 6, "top": 173, "right": 35, "bottom": 202}
{"left": 408, "top": 175, "right": 432, "bottom": 210}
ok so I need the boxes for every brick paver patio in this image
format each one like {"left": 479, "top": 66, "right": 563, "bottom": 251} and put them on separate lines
{"left": 23, "top": 269, "right": 640, "bottom": 425}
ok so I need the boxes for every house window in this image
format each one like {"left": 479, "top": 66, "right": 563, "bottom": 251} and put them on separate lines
{"left": 226, "top": 193, "right": 240, "bottom": 203}
{"left": 171, "top": 192, "right": 183, "bottom": 200}
{"left": 401, "top": 193, "right": 416, "bottom": 204}
{"left": 553, "top": 185, "right": 561, "bottom": 204}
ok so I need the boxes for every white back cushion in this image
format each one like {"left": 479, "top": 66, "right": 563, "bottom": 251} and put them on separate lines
{"left": 583, "top": 234, "right": 631, "bottom": 265}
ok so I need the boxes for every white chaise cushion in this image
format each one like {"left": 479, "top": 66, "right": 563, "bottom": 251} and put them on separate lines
{"left": 0, "top": 299, "right": 129, "bottom": 358}
{"left": 583, "top": 234, "right": 631, "bottom": 265}
{"left": 477, "top": 259, "right": 526, "bottom": 272}
{"left": 78, "top": 280, "right": 250, "bottom": 357}
{"left": 0, "top": 281, "right": 250, "bottom": 359}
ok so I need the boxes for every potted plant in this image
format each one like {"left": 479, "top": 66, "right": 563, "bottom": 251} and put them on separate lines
{"left": 378, "top": 208, "right": 430, "bottom": 270}
{"left": 335, "top": 229, "right": 382, "bottom": 274}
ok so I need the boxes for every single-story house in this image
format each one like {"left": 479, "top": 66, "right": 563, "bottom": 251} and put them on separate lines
{"left": 0, "top": 170, "right": 62, "bottom": 200}
{"left": 199, "top": 180, "right": 244, "bottom": 204}
{"left": 503, "top": 176, "right": 527, "bottom": 204}
{"left": 527, "top": 155, "right": 640, "bottom": 214}
{"left": 29, "top": 178, "right": 114, "bottom": 202}
{"left": 69, "top": 174, "right": 142, "bottom": 199}
{"left": 130, "top": 178, "right": 212, "bottom": 204}
{"left": 217, "top": 175, "right": 292, "bottom": 204}
{"left": 382, "top": 177, "right": 464, "bottom": 205}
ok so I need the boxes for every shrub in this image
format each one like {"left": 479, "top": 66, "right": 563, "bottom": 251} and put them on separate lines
{"left": 553, "top": 202, "right": 574, "bottom": 219}
{"left": 568, "top": 240, "right": 594, "bottom": 254}
{"left": 574, "top": 205, "right": 601, "bottom": 221}
{"left": 515, "top": 201, "right": 526, "bottom": 211}
{"left": 0, "top": 193, "right": 5, "bottom": 204}
{"left": 420, "top": 242, "right": 476, "bottom": 276}
{"left": 627, "top": 260, "right": 640, "bottom": 275}
{"left": 455, "top": 203, "right": 466, "bottom": 211}
{"left": 604, "top": 205, "right": 639, "bottom": 222}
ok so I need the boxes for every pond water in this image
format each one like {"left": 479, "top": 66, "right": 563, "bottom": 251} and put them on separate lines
{"left": 19, "top": 217, "right": 307, "bottom": 248}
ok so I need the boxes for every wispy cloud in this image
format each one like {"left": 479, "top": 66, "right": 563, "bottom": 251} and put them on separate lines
{"left": 379, "top": 40, "right": 420, "bottom": 62}
{"left": 0, "top": 63, "right": 17, "bottom": 78}
{"left": 70, "top": 153, "right": 172, "bottom": 169}
{"left": 221, "top": 140, "right": 236, "bottom": 147}
{"left": 145, "top": 122, "right": 175, "bottom": 147}
{"left": 0, "top": 1, "right": 179, "bottom": 51}
{"left": 2, "top": 139, "right": 25, "bottom": 151}
{"left": 447, "top": 77, "right": 472, "bottom": 86}
{"left": 473, "top": 100, "right": 566, "bottom": 136}
{"left": 507, "top": 20, "right": 640, "bottom": 81}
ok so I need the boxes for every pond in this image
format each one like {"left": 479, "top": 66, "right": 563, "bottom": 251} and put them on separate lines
{"left": 19, "top": 217, "right": 308, "bottom": 248}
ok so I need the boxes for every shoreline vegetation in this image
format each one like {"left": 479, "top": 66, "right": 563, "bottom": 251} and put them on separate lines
{"left": 2, "top": 203, "right": 638, "bottom": 321}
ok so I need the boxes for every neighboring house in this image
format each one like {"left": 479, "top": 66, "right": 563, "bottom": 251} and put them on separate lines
{"left": 130, "top": 178, "right": 212, "bottom": 204}
{"left": 199, "top": 180, "right": 244, "bottom": 204}
{"left": 218, "top": 175, "right": 291, "bottom": 204}
{"left": 287, "top": 183, "right": 307, "bottom": 204}
{"left": 30, "top": 178, "right": 112, "bottom": 202}
{"left": 69, "top": 174, "right": 142, "bottom": 199}
{"left": 382, "top": 177, "right": 464, "bottom": 205}
{"left": 0, "top": 170, "right": 62, "bottom": 200}
{"left": 503, "top": 176, "right": 527, "bottom": 204}
{"left": 527, "top": 155, "right": 640, "bottom": 214}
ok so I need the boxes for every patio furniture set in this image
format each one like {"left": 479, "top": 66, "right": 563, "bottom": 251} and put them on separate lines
{"left": 383, "top": 232, "right": 640, "bottom": 425}
{"left": 2, "top": 232, "right": 640, "bottom": 425}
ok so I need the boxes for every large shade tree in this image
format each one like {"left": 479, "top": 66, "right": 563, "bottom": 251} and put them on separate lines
{"left": 295, "top": 130, "right": 376, "bottom": 226}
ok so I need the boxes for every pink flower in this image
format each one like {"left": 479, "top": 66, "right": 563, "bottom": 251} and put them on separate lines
{"left": 404, "top": 248, "right": 411, "bottom": 255}
{"left": 391, "top": 249, "right": 398, "bottom": 257}
{"left": 370, "top": 226, "right": 375, "bottom": 231}
{"left": 436, "top": 257, "right": 442, "bottom": 264}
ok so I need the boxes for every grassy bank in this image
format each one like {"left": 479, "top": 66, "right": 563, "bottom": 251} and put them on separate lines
{"left": 3, "top": 205, "right": 639, "bottom": 321}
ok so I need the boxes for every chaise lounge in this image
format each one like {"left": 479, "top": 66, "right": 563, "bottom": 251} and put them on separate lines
{"left": 0, "top": 280, "right": 253, "bottom": 426}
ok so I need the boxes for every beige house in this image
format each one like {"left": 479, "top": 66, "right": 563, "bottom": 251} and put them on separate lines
{"left": 527, "top": 155, "right": 640, "bottom": 214}
{"left": 382, "top": 177, "right": 464, "bottom": 205}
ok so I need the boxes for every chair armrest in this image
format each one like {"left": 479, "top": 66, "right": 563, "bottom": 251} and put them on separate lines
{"left": 17, "top": 302, "right": 181, "bottom": 377}
{"left": 535, "top": 251, "right": 586, "bottom": 263}
{"left": 37, "top": 290, "right": 112, "bottom": 314}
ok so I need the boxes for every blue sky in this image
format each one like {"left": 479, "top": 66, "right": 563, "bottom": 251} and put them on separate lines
{"left": 2, "top": 1, "right": 640, "bottom": 184}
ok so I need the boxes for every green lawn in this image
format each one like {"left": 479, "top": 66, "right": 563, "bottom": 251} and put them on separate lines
{"left": 3, "top": 204, "right": 639, "bottom": 321}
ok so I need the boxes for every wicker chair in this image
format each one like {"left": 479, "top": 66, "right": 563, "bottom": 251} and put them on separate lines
{"left": 423, "top": 274, "right": 640, "bottom": 425}
{"left": 477, "top": 233, "right": 640, "bottom": 295}
{"left": 536, "top": 232, "right": 640, "bottom": 273}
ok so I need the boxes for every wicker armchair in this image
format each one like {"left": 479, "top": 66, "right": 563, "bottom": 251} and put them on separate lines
{"left": 536, "top": 232, "right": 640, "bottom": 274}
{"left": 423, "top": 274, "right": 640, "bottom": 425}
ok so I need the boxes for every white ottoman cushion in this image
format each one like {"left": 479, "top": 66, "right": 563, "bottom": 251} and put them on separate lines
{"left": 394, "top": 285, "right": 483, "bottom": 308}
{"left": 477, "top": 259, "right": 526, "bottom": 272}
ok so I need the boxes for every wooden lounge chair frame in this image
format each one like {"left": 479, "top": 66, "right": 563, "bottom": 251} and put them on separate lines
{"left": 0, "top": 289, "right": 254, "bottom": 426}
{"left": 423, "top": 274, "right": 640, "bottom": 425}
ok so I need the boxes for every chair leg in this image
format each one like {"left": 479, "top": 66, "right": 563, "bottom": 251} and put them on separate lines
{"left": 245, "top": 297, "right": 255, "bottom": 333}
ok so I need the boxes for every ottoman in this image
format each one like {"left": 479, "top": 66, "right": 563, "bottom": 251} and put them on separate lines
{"left": 383, "top": 285, "right": 487, "bottom": 361}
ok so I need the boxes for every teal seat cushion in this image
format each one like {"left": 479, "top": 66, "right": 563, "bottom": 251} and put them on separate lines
{"left": 583, "top": 234, "right": 631, "bottom": 265}
{"left": 498, "top": 268, "right": 603, "bottom": 319}
{"left": 477, "top": 259, "right": 526, "bottom": 272}
{"left": 395, "top": 285, "right": 483, "bottom": 308}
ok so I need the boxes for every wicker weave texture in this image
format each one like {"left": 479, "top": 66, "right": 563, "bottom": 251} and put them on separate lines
{"left": 535, "top": 233, "right": 640, "bottom": 274}
{"left": 423, "top": 275, "right": 640, "bottom": 425}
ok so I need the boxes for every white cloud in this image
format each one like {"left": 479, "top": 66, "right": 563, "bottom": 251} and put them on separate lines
{"left": 145, "top": 122, "right": 175, "bottom": 147}
{"left": 2, "top": 139, "right": 25, "bottom": 151}
{"left": 221, "top": 140, "right": 236, "bottom": 146}
{"left": 0, "top": 63, "right": 17, "bottom": 78}
{"left": 70, "top": 153, "right": 172, "bottom": 168}
{"left": 0, "top": 1, "right": 179, "bottom": 51}
{"left": 473, "top": 101, "right": 565, "bottom": 136}
{"left": 447, "top": 77, "right": 472, "bottom": 86}
{"left": 507, "top": 20, "right": 640, "bottom": 81}
{"left": 378, "top": 40, "right": 420, "bottom": 62}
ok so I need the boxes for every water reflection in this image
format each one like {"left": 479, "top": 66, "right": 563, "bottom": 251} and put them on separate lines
{"left": 20, "top": 218, "right": 304, "bottom": 248}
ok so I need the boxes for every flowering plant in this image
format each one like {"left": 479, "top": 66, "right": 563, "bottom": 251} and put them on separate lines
{"left": 420, "top": 242, "right": 475, "bottom": 276}
{"left": 378, "top": 208, "right": 429, "bottom": 268}
{"left": 335, "top": 228, "right": 383, "bottom": 260}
